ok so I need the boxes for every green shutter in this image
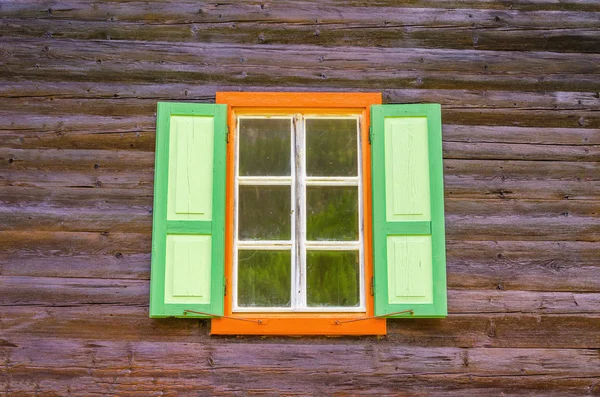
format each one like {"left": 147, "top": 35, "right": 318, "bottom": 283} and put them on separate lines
{"left": 150, "top": 102, "right": 227, "bottom": 318}
{"left": 371, "top": 104, "right": 447, "bottom": 318}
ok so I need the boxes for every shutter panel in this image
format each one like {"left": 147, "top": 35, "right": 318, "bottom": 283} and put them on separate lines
{"left": 150, "top": 102, "right": 227, "bottom": 317}
{"left": 371, "top": 104, "right": 447, "bottom": 317}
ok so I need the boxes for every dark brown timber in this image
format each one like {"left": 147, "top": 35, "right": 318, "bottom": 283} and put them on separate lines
{"left": 0, "top": 0, "right": 599, "bottom": 395}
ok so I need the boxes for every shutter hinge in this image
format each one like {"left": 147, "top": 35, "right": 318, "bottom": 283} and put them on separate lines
{"left": 223, "top": 276, "right": 227, "bottom": 296}
{"left": 370, "top": 276, "right": 374, "bottom": 296}
{"left": 226, "top": 125, "right": 230, "bottom": 143}
{"left": 369, "top": 126, "right": 373, "bottom": 144}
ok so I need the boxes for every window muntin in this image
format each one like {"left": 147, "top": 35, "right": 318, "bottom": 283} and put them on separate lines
{"left": 233, "top": 114, "right": 365, "bottom": 312}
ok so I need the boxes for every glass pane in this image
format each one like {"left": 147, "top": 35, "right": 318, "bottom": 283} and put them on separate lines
{"left": 239, "top": 118, "right": 291, "bottom": 176}
{"left": 238, "top": 250, "right": 291, "bottom": 307}
{"left": 306, "top": 118, "right": 358, "bottom": 177}
{"left": 306, "top": 186, "right": 358, "bottom": 241}
{"left": 307, "top": 250, "right": 360, "bottom": 307}
{"left": 239, "top": 186, "right": 291, "bottom": 240}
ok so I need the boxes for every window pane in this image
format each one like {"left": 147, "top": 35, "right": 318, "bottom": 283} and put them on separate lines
{"left": 239, "top": 186, "right": 291, "bottom": 240}
{"left": 238, "top": 250, "right": 291, "bottom": 307}
{"left": 306, "top": 118, "right": 358, "bottom": 177}
{"left": 306, "top": 186, "right": 358, "bottom": 241}
{"left": 239, "top": 118, "right": 291, "bottom": 176}
{"left": 307, "top": 250, "right": 360, "bottom": 307}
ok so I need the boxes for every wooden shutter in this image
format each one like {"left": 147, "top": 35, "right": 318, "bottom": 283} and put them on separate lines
{"left": 150, "top": 102, "right": 227, "bottom": 317}
{"left": 371, "top": 104, "right": 447, "bottom": 317}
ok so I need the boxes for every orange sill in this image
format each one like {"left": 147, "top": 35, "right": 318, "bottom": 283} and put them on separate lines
{"left": 215, "top": 92, "right": 383, "bottom": 335}
{"left": 211, "top": 316, "right": 386, "bottom": 336}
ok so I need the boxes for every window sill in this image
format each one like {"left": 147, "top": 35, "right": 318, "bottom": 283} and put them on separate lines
{"left": 210, "top": 316, "right": 386, "bottom": 335}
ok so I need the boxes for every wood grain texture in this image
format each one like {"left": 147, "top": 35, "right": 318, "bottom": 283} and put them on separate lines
{"left": 1, "top": 0, "right": 599, "bottom": 394}
{"left": 1, "top": 337, "right": 600, "bottom": 396}
{"left": 1, "top": 38, "right": 599, "bottom": 92}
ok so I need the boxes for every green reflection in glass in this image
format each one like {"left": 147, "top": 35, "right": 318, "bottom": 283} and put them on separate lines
{"left": 306, "top": 118, "right": 358, "bottom": 177}
{"left": 238, "top": 186, "right": 291, "bottom": 241}
{"left": 307, "top": 250, "right": 360, "bottom": 307}
{"left": 239, "top": 118, "right": 291, "bottom": 176}
{"left": 238, "top": 250, "right": 291, "bottom": 307}
{"left": 306, "top": 186, "right": 358, "bottom": 241}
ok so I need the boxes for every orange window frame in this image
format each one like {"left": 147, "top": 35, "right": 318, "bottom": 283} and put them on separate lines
{"left": 212, "top": 92, "right": 385, "bottom": 335}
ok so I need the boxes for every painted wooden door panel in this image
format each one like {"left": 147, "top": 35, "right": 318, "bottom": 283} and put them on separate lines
{"left": 372, "top": 104, "right": 447, "bottom": 318}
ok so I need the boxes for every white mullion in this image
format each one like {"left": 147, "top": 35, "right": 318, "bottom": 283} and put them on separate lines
{"left": 305, "top": 177, "right": 359, "bottom": 186}
{"left": 305, "top": 241, "right": 361, "bottom": 250}
{"left": 294, "top": 114, "right": 307, "bottom": 310}
{"left": 290, "top": 115, "right": 298, "bottom": 310}
{"left": 238, "top": 176, "right": 292, "bottom": 185}
{"left": 237, "top": 241, "right": 293, "bottom": 250}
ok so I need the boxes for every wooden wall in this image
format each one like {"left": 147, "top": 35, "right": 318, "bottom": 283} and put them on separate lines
{"left": 1, "top": 1, "right": 599, "bottom": 395}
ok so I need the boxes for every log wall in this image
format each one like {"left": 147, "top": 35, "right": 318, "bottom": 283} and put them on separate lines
{"left": 1, "top": 0, "right": 599, "bottom": 395}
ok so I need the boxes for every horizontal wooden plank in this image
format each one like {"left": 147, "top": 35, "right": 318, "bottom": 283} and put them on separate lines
{"left": 446, "top": 214, "right": 600, "bottom": 241}
{"left": 3, "top": 275, "right": 600, "bottom": 314}
{"left": 0, "top": 169, "right": 155, "bottom": 190}
{"left": 2, "top": 140, "right": 599, "bottom": 174}
{"left": 2, "top": 0, "right": 599, "bottom": 17}
{"left": 0, "top": 337, "right": 598, "bottom": 396}
{"left": 1, "top": 38, "right": 599, "bottom": 92}
{"left": 1, "top": 17, "right": 599, "bottom": 53}
{"left": 0, "top": 148, "right": 155, "bottom": 171}
{"left": 450, "top": 290, "right": 600, "bottom": 314}
{"left": 386, "top": 313, "right": 600, "bottom": 349}
{"left": 444, "top": 141, "right": 600, "bottom": 161}
{"left": 2, "top": 145, "right": 600, "bottom": 174}
{"left": 2, "top": 373, "right": 596, "bottom": 397}
{"left": 1, "top": 305, "right": 599, "bottom": 348}
{"left": 1, "top": 96, "right": 599, "bottom": 129}
{"left": 3, "top": 158, "right": 599, "bottom": 199}
{"left": 2, "top": 200, "right": 598, "bottom": 239}
{"left": 0, "top": 276, "right": 149, "bottom": 306}
{"left": 446, "top": 198, "right": 600, "bottom": 218}
{"left": 2, "top": 1, "right": 599, "bottom": 21}
{"left": 1, "top": 83, "right": 599, "bottom": 112}
{"left": 443, "top": 124, "right": 600, "bottom": 145}
{"left": 0, "top": 206, "right": 152, "bottom": 233}
{"left": 1, "top": 120, "right": 598, "bottom": 158}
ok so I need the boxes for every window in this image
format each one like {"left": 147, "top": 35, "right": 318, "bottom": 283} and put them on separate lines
{"left": 149, "top": 93, "right": 447, "bottom": 336}
{"left": 234, "top": 115, "right": 364, "bottom": 312}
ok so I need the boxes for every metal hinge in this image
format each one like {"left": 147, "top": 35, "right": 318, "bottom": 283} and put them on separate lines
{"left": 370, "top": 276, "right": 374, "bottom": 296}
{"left": 226, "top": 125, "right": 231, "bottom": 143}
{"left": 369, "top": 125, "right": 373, "bottom": 144}
{"left": 223, "top": 276, "right": 227, "bottom": 296}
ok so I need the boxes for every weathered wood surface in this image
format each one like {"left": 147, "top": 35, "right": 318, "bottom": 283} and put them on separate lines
{"left": 1, "top": 0, "right": 599, "bottom": 395}
{"left": 2, "top": 1, "right": 600, "bottom": 54}
{"left": 3, "top": 275, "right": 600, "bottom": 315}
{"left": 2, "top": 305, "right": 600, "bottom": 349}
{"left": 1, "top": 337, "right": 600, "bottom": 396}
{"left": 1, "top": 38, "right": 599, "bottom": 93}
